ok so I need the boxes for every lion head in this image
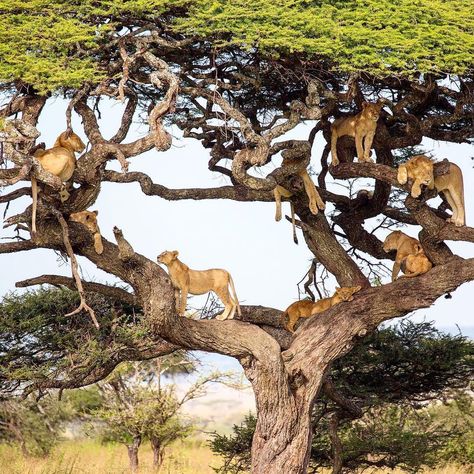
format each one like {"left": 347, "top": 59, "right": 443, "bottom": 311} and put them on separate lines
{"left": 334, "top": 285, "right": 362, "bottom": 302}
{"left": 157, "top": 250, "right": 179, "bottom": 265}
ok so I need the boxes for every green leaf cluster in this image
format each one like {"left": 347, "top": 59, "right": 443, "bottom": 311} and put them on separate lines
{"left": 175, "top": 0, "right": 474, "bottom": 76}
{"left": 0, "top": 0, "right": 472, "bottom": 94}
{"left": 0, "top": 395, "right": 71, "bottom": 456}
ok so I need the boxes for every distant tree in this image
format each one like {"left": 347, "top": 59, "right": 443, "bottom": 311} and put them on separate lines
{"left": 0, "top": 395, "right": 69, "bottom": 457}
{"left": 211, "top": 321, "right": 474, "bottom": 473}
{"left": 93, "top": 357, "right": 231, "bottom": 472}
{"left": 434, "top": 394, "right": 474, "bottom": 466}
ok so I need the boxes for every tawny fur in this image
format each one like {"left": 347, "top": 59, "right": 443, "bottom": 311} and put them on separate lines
{"left": 434, "top": 162, "right": 465, "bottom": 227}
{"left": 157, "top": 250, "right": 241, "bottom": 320}
{"left": 397, "top": 155, "right": 435, "bottom": 198}
{"left": 383, "top": 230, "right": 432, "bottom": 281}
{"left": 399, "top": 250, "right": 433, "bottom": 279}
{"left": 274, "top": 155, "right": 325, "bottom": 244}
{"left": 31, "top": 131, "right": 86, "bottom": 235}
{"left": 69, "top": 210, "right": 104, "bottom": 255}
{"left": 282, "top": 286, "right": 362, "bottom": 333}
{"left": 331, "top": 100, "right": 384, "bottom": 166}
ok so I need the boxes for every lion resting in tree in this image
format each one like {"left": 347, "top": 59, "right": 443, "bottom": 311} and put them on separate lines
{"left": 31, "top": 130, "right": 86, "bottom": 235}
{"left": 434, "top": 161, "right": 465, "bottom": 227}
{"left": 383, "top": 230, "right": 432, "bottom": 281}
{"left": 397, "top": 155, "right": 435, "bottom": 198}
{"left": 397, "top": 156, "right": 465, "bottom": 226}
{"left": 69, "top": 210, "right": 104, "bottom": 254}
{"left": 281, "top": 286, "right": 362, "bottom": 333}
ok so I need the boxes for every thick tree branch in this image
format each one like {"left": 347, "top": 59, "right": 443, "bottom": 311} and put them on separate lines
{"left": 103, "top": 170, "right": 274, "bottom": 201}
{"left": 15, "top": 275, "right": 136, "bottom": 306}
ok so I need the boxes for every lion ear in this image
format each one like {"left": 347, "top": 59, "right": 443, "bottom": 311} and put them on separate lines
{"left": 172, "top": 250, "right": 179, "bottom": 258}
{"left": 93, "top": 210, "right": 99, "bottom": 216}
{"left": 335, "top": 286, "right": 341, "bottom": 291}
{"left": 361, "top": 101, "right": 369, "bottom": 109}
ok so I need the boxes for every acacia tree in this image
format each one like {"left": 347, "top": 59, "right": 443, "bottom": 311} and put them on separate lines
{"left": 0, "top": 2, "right": 473, "bottom": 473}
{"left": 94, "top": 358, "right": 227, "bottom": 472}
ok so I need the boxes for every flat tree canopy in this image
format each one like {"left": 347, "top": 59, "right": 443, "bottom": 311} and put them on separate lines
{"left": 0, "top": 1, "right": 473, "bottom": 473}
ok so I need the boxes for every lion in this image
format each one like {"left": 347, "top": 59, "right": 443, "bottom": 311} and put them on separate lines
{"left": 396, "top": 155, "right": 435, "bottom": 198}
{"left": 157, "top": 250, "right": 241, "bottom": 320}
{"left": 331, "top": 100, "right": 385, "bottom": 166}
{"left": 383, "top": 230, "right": 432, "bottom": 281}
{"left": 281, "top": 286, "right": 362, "bottom": 333}
{"left": 399, "top": 248, "right": 433, "bottom": 279}
{"left": 31, "top": 130, "right": 86, "bottom": 235}
{"left": 434, "top": 161, "right": 465, "bottom": 227}
{"left": 69, "top": 210, "right": 104, "bottom": 254}
{"left": 274, "top": 157, "right": 325, "bottom": 244}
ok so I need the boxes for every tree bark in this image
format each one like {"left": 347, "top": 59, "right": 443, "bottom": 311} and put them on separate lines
{"left": 249, "top": 380, "right": 319, "bottom": 474}
{"left": 150, "top": 438, "right": 164, "bottom": 469}
{"left": 328, "top": 414, "right": 343, "bottom": 474}
{"left": 127, "top": 436, "right": 141, "bottom": 473}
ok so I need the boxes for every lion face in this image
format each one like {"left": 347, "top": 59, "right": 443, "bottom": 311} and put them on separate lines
{"left": 70, "top": 210, "right": 99, "bottom": 233}
{"left": 59, "top": 131, "right": 86, "bottom": 153}
{"left": 362, "top": 101, "right": 383, "bottom": 122}
{"left": 157, "top": 250, "right": 179, "bottom": 265}
{"left": 383, "top": 231, "right": 401, "bottom": 252}
{"left": 408, "top": 156, "right": 434, "bottom": 186}
{"left": 334, "top": 285, "right": 362, "bottom": 302}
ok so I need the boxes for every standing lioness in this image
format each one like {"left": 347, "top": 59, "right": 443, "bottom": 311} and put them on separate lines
{"left": 157, "top": 250, "right": 241, "bottom": 320}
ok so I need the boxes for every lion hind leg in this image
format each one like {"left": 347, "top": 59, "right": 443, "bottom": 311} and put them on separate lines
{"left": 215, "top": 287, "right": 234, "bottom": 320}
{"left": 446, "top": 187, "right": 465, "bottom": 226}
{"left": 300, "top": 171, "right": 321, "bottom": 215}
{"left": 331, "top": 129, "right": 340, "bottom": 166}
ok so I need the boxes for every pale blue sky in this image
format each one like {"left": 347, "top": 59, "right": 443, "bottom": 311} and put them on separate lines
{"left": 1, "top": 97, "right": 473, "bottom": 337}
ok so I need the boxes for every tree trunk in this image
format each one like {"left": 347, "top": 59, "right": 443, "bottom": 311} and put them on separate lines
{"left": 328, "top": 414, "right": 343, "bottom": 474}
{"left": 246, "top": 356, "right": 324, "bottom": 474}
{"left": 127, "top": 436, "right": 142, "bottom": 473}
{"left": 251, "top": 404, "right": 314, "bottom": 474}
{"left": 151, "top": 438, "right": 164, "bottom": 469}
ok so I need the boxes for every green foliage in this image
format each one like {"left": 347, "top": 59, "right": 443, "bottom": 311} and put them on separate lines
{"left": 0, "top": 395, "right": 70, "bottom": 457}
{"left": 169, "top": 0, "right": 474, "bottom": 76}
{"left": 0, "top": 0, "right": 472, "bottom": 93}
{"left": 210, "top": 414, "right": 255, "bottom": 474}
{"left": 331, "top": 319, "right": 474, "bottom": 404}
{"left": 91, "top": 358, "right": 196, "bottom": 463}
{"left": 96, "top": 384, "right": 192, "bottom": 447}
{"left": 333, "top": 404, "right": 463, "bottom": 472}
{"left": 62, "top": 387, "right": 104, "bottom": 416}
{"left": 0, "top": 286, "right": 147, "bottom": 396}
{"left": 433, "top": 395, "right": 474, "bottom": 465}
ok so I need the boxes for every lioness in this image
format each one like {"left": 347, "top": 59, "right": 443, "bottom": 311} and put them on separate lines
{"left": 383, "top": 230, "right": 432, "bottom": 281}
{"left": 281, "top": 286, "right": 362, "bottom": 333}
{"left": 31, "top": 130, "right": 86, "bottom": 235}
{"left": 397, "top": 155, "right": 434, "bottom": 198}
{"left": 400, "top": 249, "right": 433, "bottom": 279}
{"left": 331, "top": 100, "right": 385, "bottom": 166}
{"left": 157, "top": 250, "right": 241, "bottom": 320}
{"left": 69, "top": 210, "right": 104, "bottom": 254}
{"left": 434, "top": 161, "right": 465, "bottom": 227}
